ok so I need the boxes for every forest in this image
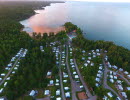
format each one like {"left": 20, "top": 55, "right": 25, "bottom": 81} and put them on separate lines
{"left": 0, "top": 1, "right": 65, "bottom": 99}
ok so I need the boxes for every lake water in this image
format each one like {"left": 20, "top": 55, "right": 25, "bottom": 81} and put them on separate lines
{"left": 20, "top": 1, "right": 130, "bottom": 50}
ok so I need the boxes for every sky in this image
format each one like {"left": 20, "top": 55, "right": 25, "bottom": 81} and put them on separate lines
{"left": 68, "top": 0, "right": 130, "bottom": 2}
{"left": 1, "top": 0, "right": 130, "bottom": 2}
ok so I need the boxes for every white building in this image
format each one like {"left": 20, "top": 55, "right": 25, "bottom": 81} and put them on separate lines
{"left": 64, "top": 87, "right": 69, "bottom": 91}
{"left": 29, "top": 90, "right": 36, "bottom": 96}
{"left": 121, "top": 92, "right": 127, "bottom": 99}
{"left": 65, "top": 92, "right": 70, "bottom": 98}
{"left": 0, "top": 88, "right": 3, "bottom": 93}
{"left": 107, "top": 92, "right": 113, "bottom": 98}
{"left": 110, "top": 79, "right": 114, "bottom": 83}
{"left": 117, "top": 85, "right": 123, "bottom": 91}
{"left": 44, "top": 90, "right": 50, "bottom": 95}
{"left": 56, "top": 90, "right": 60, "bottom": 96}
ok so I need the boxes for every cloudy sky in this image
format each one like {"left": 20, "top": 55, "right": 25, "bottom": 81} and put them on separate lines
{"left": 69, "top": 0, "right": 130, "bottom": 2}
{"left": 1, "top": 0, "right": 130, "bottom": 2}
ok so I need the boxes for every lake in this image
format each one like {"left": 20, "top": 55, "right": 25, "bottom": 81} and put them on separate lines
{"left": 20, "top": 1, "right": 130, "bottom": 50}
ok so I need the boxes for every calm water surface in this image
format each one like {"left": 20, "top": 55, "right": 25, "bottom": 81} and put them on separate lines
{"left": 20, "top": 1, "right": 130, "bottom": 49}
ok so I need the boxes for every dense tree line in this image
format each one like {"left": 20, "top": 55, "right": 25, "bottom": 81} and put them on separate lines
{"left": 0, "top": 1, "right": 64, "bottom": 99}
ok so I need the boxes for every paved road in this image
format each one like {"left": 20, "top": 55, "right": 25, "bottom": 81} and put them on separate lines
{"left": 66, "top": 45, "right": 78, "bottom": 100}
{"left": 74, "top": 59, "right": 97, "bottom": 100}
{"left": 59, "top": 47, "right": 66, "bottom": 100}
{"left": 102, "top": 56, "right": 122, "bottom": 100}
{"left": 0, "top": 51, "right": 23, "bottom": 86}
{"left": 111, "top": 70, "right": 130, "bottom": 86}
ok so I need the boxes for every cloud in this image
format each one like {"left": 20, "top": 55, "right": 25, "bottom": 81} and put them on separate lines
{"left": 67, "top": 0, "right": 130, "bottom": 2}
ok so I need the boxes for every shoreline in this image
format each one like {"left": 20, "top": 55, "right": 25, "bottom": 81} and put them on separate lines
{"left": 20, "top": 2, "right": 65, "bottom": 35}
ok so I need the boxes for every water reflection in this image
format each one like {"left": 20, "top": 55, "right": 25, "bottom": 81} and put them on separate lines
{"left": 20, "top": 1, "right": 130, "bottom": 49}
{"left": 20, "top": 3, "right": 67, "bottom": 34}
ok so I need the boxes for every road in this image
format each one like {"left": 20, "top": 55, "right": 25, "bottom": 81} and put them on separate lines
{"left": 111, "top": 70, "right": 130, "bottom": 85}
{"left": 102, "top": 57, "right": 122, "bottom": 100}
{"left": 0, "top": 52, "right": 23, "bottom": 86}
{"left": 59, "top": 47, "right": 66, "bottom": 100}
{"left": 74, "top": 59, "right": 96, "bottom": 99}
{"left": 66, "top": 45, "right": 78, "bottom": 100}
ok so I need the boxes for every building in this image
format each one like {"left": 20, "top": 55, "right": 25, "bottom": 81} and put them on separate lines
{"left": 44, "top": 90, "right": 50, "bottom": 95}
{"left": 56, "top": 90, "right": 60, "bottom": 96}
{"left": 29, "top": 90, "right": 36, "bottom": 96}
{"left": 107, "top": 92, "right": 113, "bottom": 98}
{"left": 65, "top": 92, "right": 70, "bottom": 98}
{"left": 121, "top": 92, "right": 127, "bottom": 99}
{"left": 117, "top": 85, "right": 123, "bottom": 91}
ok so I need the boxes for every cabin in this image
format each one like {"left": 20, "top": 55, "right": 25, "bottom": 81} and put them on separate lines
{"left": 99, "top": 66, "right": 103, "bottom": 70}
{"left": 117, "top": 80, "right": 122, "bottom": 84}
{"left": 44, "top": 90, "right": 50, "bottom": 95}
{"left": 95, "top": 83, "right": 100, "bottom": 87}
{"left": 113, "top": 72, "right": 117, "bottom": 76}
{"left": 93, "top": 55, "right": 96, "bottom": 58}
{"left": 110, "top": 79, "right": 114, "bottom": 83}
{"left": 97, "top": 74, "right": 101, "bottom": 78}
{"left": 55, "top": 83, "right": 59, "bottom": 86}
{"left": 109, "top": 75, "right": 113, "bottom": 79}
{"left": 47, "top": 71, "right": 52, "bottom": 76}
{"left": 87, "top": 60, "right": 90, "bottom": 64}
{"left": 14, "top": 67, "right": 18, "bottom": 70}
{"left": 126, "top": 87, "right": 130, "bottom": 91}
{"left": 7, "top": 63, "right": 12, "bottom": 67}
{"left": 97, "top": 53, "right": 100, "bottom": 56}
{"left": 96, "top": 78, "right": 100, "bottom": 82}
{"left": 0, "top": 98, "right": 5, "bottom": 100}
{"left": 65, "top": 92, "right": 70, "bottom": 98}
{"left": 84, "top": 63, "right": 88, "bottom": 67}
{"left": 80, "top": 85, "right": 84, "bottom": 89}
{"left": 4, "top": 82, "right": 7, "bottom": 87}
{"left": 107, "top": 92, "right": 113, "bottom": 98}
{"left": 117, "top": 85, "right": 123, "bottom": 91}
{"left": 6, "top": 77, "right": 10, "bottom": 81}
{"left": 112, "top": 65, "right": 118, "bottom": 70}
{"left": 12, "top": 71, "right": 15, "bottom": 74}
{"left": 63, "top": 80, "right": 67, "bottom": 83}
{"left": 90, "top": 63, "right": 94, "bottom": 66}
{"left": 82, "top": 50, "right": 85, "bottom": 53}
{"left": 88, "top": 57, "right": 91, "bottom": 60}
{"left": 64, "top": 87, "right": 69, "bottom": 91}
{"left": 0, "top": 78, "right": 2, "bottom": 81}
{"left": 124, "top": 71, "right": 129, "bottom": 75}
{"left": 82, "top": 57, "right": 85, "bottom": 60}
{"left": 56, "top": 79, "right": 59, "bottom": 83}
{"left": 56, "top": 90, "right": 60, "bottom": 96}
{"left": 0, "top": 88, "right": 3, "bottom": 93}
{"left": 63, "top": 75, "right": 68, "bottom": 78}
{"left": 5, "top": 67, "right": 9, "bottom": 70}
{"left": 56, "top": 97, "right": 61, "bottom": 100}
{"left": 103, "top": 96, "right": 108, "bottom": 100}
{"left": 119, "top": 68, "right": 123, "bottom": 72}
{"left": 73, "top": 72, "right": 77, "bottom": 75}
{"left": 114, "top": 76, "right": 117, "bottom": 80}
{"left": 96, "top": 49, "right": 100, "bottom": 52}
{"left": 72, "top": 65, "right": 75, "bottom": 68}
{"left": 29, "top": 90, "right": 37, "bottom": 97}
{"left": 98, "top": 70, "right": 102, "bottom": 74}
{"left": 1, "top": 73, "right": 5, "bottom": 77}
{"left": 75, "top": 75, "right": 79, "bottom": 79}
{"left": 121, "top": 92, "right": 127, "bottom": 99}
{"left": 49, "top": 80, "right": 54, "bottom": 85}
